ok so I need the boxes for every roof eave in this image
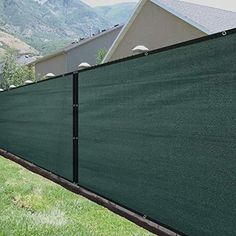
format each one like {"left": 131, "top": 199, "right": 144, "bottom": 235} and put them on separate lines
{"left": 102, "top": 0, "right": 148, "bottom": 63}
{"left": 28, "top": 51, "right": 66, "bottom": 66}
{"left": 64, "top": 24, "right": 124, "bottom": 54}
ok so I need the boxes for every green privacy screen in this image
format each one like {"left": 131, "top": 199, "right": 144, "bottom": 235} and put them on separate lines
{"left": 78, "top": 31, "right": 236, "bottom": 236}
{"left": 0, "top": 75, "right": 73, "bottom": 181}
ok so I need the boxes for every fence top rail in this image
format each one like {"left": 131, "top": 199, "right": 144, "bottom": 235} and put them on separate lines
{"left": 0, "top": 27, "right": 235, "bottom": 94}
{"left": 78, "top": 27, "right": 236, "bottom": 73}
{"left": 0, "top": 71, "right": 74, "bottom": 94}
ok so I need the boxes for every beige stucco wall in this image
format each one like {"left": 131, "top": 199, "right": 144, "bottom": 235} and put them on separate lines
{"left": 109, "top": 1, "right": 206, "bottom": 61}
{"left": 67, "top": 26, "right": 122, "bottom": 72}
{"left": 35, "top": 53, "right": 67, "bottom": 79}
{"left": 34, "top": 26, "right": 122, "bottom": 78}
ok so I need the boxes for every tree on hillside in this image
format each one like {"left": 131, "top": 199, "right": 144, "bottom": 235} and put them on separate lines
{"left": 1, "top": 49, "right": 18, "bottom": 89}
{"left": 96, "top": 48, "right": 108, "bottom": 65}
{"left": 0, "top": 49, "right": 35, "bottom": 89}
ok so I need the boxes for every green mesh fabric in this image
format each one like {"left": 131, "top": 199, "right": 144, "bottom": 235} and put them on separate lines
{"left": 0, "top": 31, "right": 235, "bottom": 236}
{"left": 78, "top": 32, "right": 236, "bottom": 236}
{"left": 0, "top": 75, "right": 73, "bottom": 181}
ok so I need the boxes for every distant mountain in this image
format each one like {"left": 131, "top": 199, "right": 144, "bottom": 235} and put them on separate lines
{"left": 0, "top": 30, "right": 39, "bottom": 63}
{"left": 0, "top": 0, "right": 111, "bottom": 55}
{"left": 0, "top": 0, "right": 136, "bottom": 56}
{"left": 95, "top": 2, "right": 137, "bottom": 25}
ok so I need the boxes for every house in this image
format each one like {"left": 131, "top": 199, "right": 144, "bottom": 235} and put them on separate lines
{"left": 0, "top": 64, "right": 3, "bottom": 84}
{"left": 30, "top": 24, "right": 124, "bottom": 79}
{"left": 103, "top": 0, "right": 236, "bottom": 62}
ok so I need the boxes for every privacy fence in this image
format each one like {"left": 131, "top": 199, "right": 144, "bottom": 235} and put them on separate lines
{"left": 0, "top": 29, "right": 235, "bottom": 236}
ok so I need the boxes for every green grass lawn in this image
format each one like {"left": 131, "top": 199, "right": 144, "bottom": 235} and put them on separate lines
{"left": 0, "top": 157, "right": 155, "bottom": 236}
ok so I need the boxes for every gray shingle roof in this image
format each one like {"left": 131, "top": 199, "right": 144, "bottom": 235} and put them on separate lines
{"left": 61, "top": 24, "right": 124, "bottom": 53}
{"left": 18, "top": 55, "right": 42, "bottom": 65}
{"left": 151, "top": 0, "right": 236, "bottom": 34}
{"left": 29, "top": 24, "right": 124, "bottom": 65}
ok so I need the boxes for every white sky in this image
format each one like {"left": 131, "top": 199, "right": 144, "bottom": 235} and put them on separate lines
{"left": 81, "top": 0, "right": 236, "bottom": 11}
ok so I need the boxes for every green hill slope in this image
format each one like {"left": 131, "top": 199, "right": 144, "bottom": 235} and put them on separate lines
{"left": 0, "top": 0, "right": 111, "bottom": 55}
{"left": 0, "top": 30, "right": 39, "bottom": 63}
{"left": 95, "top": 2, "right": 137, "bottom": 25}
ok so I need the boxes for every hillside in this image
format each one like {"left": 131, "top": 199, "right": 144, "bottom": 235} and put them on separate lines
{"left": 0, "top": 0, "right": 111, "bottom": 55}
{"left": 95, "top": 2, "right": 137, "bottom": 25}
{"left": 0, "top": 30, "right": 39, "bottom": 63}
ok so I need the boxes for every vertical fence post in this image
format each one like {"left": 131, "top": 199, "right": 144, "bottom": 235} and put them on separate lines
{"left": 73, "top": 72, "right": 79, "bottom": 184}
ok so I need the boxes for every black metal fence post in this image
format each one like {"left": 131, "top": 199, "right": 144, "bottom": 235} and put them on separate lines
{"left": 73, "top": 72, "right": 79, "bottom": 184}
